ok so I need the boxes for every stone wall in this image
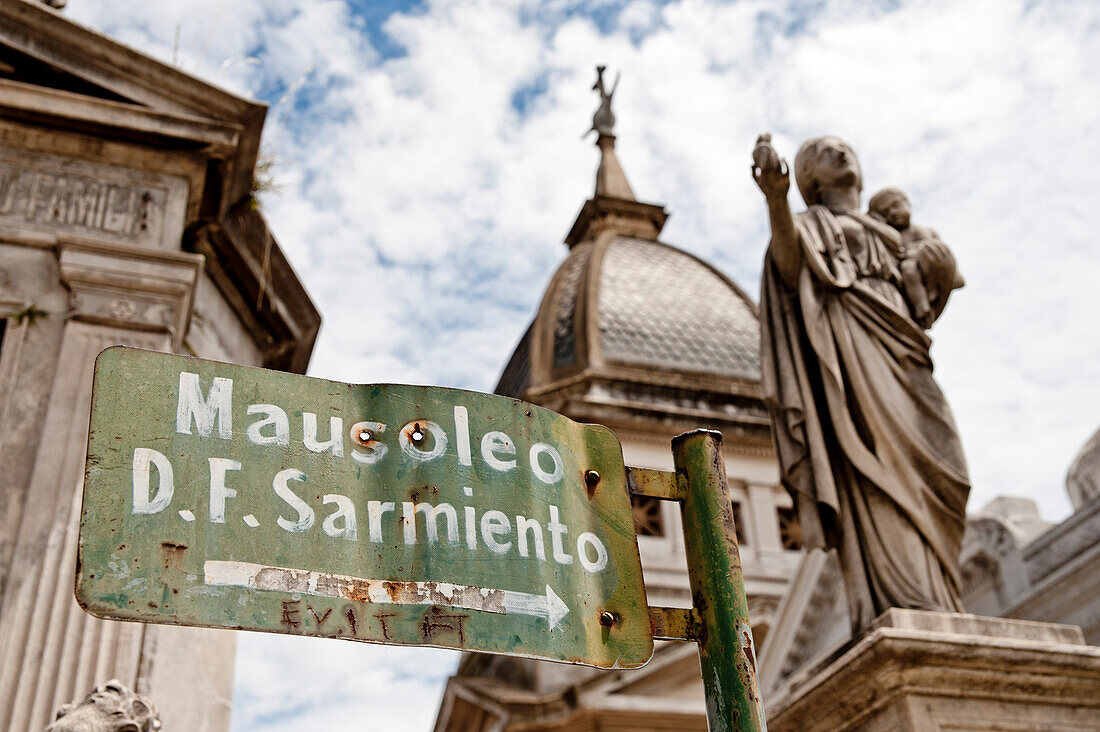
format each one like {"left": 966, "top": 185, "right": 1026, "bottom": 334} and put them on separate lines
{"left": 0, "top": 4, "right": 319, "bottom": 727}
{"left": 0, "top": 136, "right": 244, "bottom": 731}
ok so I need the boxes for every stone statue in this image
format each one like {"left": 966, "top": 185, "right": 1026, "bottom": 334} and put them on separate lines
{"left": 752, "top": 133, "right": 971, "bottom": 634}
{"left": 47, "top": 680, "right": 161, "bottom": 732}
{"left": 587, "top": 65, "right": 619, "bottom": 137}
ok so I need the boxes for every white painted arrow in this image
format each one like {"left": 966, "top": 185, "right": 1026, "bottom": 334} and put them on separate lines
{"left": 204, "top": 560, "right": 570, "bottom": 630}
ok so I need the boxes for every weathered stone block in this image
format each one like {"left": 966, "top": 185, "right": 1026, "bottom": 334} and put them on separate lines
{"left": 768, "top": 609, "right": 1100, "bottom": 732}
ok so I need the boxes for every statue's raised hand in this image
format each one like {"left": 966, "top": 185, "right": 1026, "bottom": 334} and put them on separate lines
{"left": 752, "top": 133, "right": 789, "bottom": 200}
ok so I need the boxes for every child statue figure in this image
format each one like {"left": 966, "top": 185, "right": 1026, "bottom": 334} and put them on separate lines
{"left": 867, "top": 186, "right": 965, "bottom": 329}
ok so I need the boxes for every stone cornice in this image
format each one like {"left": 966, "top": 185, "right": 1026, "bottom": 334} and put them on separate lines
{"left": 58, "top": 242, "right": 202, "bottom": 351}
{"left": 527, "top": 363, "right": 762, "bottom": 401}
{"left": 0, "top": 79, "right": 242, "bottom": 153}
{"left": 525, "top": 371, "right": 774, "bottom": 452}
{"left": 1021, "top": 491, "right": 1100, "bottom": 582}
{"left": 564, "top": 196, "right": 669, "bottom": 248}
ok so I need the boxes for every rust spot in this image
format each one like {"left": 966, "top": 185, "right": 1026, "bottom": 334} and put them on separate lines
{"left": 692, "top": 593, "right": 710, "bottom": 645}
{"left": 403, "top": 422, "right": 428, "bottom": 447}
{"left": 324, "top": 575, "right": 370, "bottom": 603}
{"left": 736, "top": 658, "right": 759, "bottom": 703}
{"left": 584, "top": 470, "right": 600, "bottom": 498}
{"left": 408, "top": 484, "right": 439, "bottom": 503}
{"left": 382, "top": 580, "right": 405, "bottom": 603}
{"left": 352, "top": 424, "right": 385, "bottom": 452}
{"left": 147, "top": 601, "right": 158, "bottom": 609}
{"left": 160, "top": 542, "right": 187, "bottom": 570}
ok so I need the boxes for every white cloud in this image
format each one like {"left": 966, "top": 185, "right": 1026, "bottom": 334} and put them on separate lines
{"left": 233, "top": 633, "right": 455, "bottom": 731}
{"left": 64, "top": 0, "right": 1100, "bottom": 728}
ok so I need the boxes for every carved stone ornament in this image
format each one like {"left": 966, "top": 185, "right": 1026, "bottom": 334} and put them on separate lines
{"left": 588, "top": 65, "right": 618, "bottom": 137}
{"left": 57, "top": 244, "right": 202, "bottom": 352}
{"left": 46, "top": 679, "right": 161, "bottom": 732}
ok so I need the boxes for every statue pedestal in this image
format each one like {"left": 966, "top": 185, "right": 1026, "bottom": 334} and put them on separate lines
{"left": 766, "top": 609, "right": 1100, "bottom": 732}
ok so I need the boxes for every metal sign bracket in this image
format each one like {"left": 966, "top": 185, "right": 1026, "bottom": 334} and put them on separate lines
{"left": 626, "top": 430, "right": 768, "bottom": 731}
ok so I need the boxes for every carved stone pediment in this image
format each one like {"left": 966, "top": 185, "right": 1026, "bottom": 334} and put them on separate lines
{"left": 0, "top": 0, "right": 258, "bottom": 204}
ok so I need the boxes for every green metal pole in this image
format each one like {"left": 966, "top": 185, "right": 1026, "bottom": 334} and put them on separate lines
{"left": 673, "top": 429, "right": 767, "bottom": 732}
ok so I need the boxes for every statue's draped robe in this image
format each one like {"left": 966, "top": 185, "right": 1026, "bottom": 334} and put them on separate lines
{"left": 760, "top": 205, "right": 970, "bottom": 631}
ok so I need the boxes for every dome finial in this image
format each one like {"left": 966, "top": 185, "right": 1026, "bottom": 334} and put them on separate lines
{"left": 586, "top": 66, "right": 635, "bottom": 201}
{"left": 588, "top": 65, "right": 618, "bottom": 137}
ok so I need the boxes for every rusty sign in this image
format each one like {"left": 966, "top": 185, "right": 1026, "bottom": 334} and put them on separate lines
{"left": 77, "top": 347, "right": 653, "bottom": 668}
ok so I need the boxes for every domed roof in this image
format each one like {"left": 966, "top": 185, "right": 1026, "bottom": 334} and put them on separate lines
{"left": 497, "top": 234, "right": 761, "bottom": 399}
{"left": 597, "top": 237, "right": 760, "bottom": 378}
{"left": 495, "top": 71, "right": 766, "bottom": 442}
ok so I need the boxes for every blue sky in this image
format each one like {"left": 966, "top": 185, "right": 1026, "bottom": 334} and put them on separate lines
{"left": 65, "top": 0, "right": 1100, "bottom": 729}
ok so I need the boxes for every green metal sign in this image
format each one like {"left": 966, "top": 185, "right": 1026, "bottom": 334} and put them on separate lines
{"left": 77, "top": 347, "right": 653, "bottom": 668}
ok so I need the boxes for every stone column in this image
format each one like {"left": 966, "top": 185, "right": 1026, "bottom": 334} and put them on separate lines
{"left": 0, "top": 243, "right": 201, "bottom": 732}
{"left": 747, "top": 484, "right": 783, "bottom": 554}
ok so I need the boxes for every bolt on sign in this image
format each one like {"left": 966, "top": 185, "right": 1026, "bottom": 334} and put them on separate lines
{"left": 77, "top": 347, "right": 653, "bottom": 668}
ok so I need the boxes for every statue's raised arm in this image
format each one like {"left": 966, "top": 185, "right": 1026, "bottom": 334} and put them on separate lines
{"left": 751, "top": 134, "right": 801, "bottom": 286}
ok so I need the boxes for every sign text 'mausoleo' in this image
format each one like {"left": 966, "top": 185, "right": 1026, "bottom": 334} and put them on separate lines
{"left": 132, "top": 371, "right": 611, "bottom": 573}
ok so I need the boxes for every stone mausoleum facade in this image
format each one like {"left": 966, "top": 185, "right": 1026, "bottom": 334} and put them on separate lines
{"left": 0, "top": 2, "right": 319, "bottom": 730}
